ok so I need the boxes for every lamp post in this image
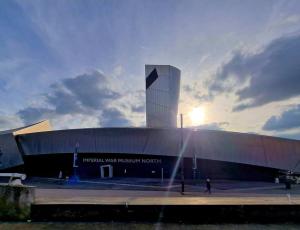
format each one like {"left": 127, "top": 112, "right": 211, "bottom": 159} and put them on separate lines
{"left": 180, "top": 113, "right": 185, "bottom": 195}
{"left": 71, "top": 142, "right": 80, "bottom": 182}
{"left": 0, "top": 146, "right": 3, "bottom": 167}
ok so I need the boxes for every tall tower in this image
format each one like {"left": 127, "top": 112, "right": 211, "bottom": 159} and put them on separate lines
{"left": 145, "top": 65, "right": 181, "bottom": 128}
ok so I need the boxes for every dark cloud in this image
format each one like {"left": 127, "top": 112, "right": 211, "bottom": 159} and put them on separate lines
{"left": 17, "top": 107, "right": 53, "bottom": 125}
{"left": 100, "top": 108, "right": 132, "bottom": 127}
{"left": 62, "top": 71, "right": 120, "bottom": 110}
{"left": 17, "top": 71, "right": 129, "bottom": 127}
{"left": 46, "top": 85, "right": 83, "bottom": 114}
{"left": 45, "top": 71, "right": 120, "bottom": 114}
{"left": 205, "top": 34, "right": 300, "bottom": 111}
{"left": 263, "top": 105, "right": 300, "bottom": 131}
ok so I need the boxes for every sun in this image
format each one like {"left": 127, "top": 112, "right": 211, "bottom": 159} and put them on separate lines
{"left": 189, "top": 107, "right": 205, "bottom": 125}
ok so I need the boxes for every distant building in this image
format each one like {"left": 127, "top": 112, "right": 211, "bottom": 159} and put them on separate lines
{"left": 145, "top": 65, "right": 180, "bottom": 128}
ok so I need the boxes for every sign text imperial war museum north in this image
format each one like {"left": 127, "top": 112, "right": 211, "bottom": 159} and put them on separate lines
{"left": 82, "top": 157, "right": 162, "bottom": 164}
{"left": 79, "top": 156, "right": 166, "bottom": 178}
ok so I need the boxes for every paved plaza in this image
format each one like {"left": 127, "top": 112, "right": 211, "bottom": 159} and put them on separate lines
{"left": 34, "top": 188, "right": 300, "bottom": 205}
{"left": 25, "top": 177, "right": 300, "bottom": 205}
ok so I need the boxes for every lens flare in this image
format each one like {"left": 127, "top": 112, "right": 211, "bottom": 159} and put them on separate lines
{"left": 189, "top": 107, "right": 205, "bottom": 125}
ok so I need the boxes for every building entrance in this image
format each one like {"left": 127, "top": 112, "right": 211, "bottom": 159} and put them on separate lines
{"left": 100, "top": 165, "right": 113, "bottom": 178}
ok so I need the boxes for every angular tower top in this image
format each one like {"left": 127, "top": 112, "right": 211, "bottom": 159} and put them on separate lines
{"left": 145, "top": 65, "right": 181, "bottom": 128}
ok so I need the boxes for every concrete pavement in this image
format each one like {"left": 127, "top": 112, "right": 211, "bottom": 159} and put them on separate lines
{"left": 34, "top": 188, "right": 300, "bottom": 205}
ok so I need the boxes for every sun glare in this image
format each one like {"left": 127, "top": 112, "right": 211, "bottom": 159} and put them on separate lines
{"left": 189, "top": 107, "right": 205, "bottom": 125}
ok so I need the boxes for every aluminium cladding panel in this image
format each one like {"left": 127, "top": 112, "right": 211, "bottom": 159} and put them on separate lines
{"left": 191, "top": 130, "right": 300, "bottom": 172}
{"left": 18, "top": 128, "right": 149, "bottom": 155}
{"left": 93, "top": 128, "right": 148, "bottom": 154}
{"left": 191, "top": 130, "right": 267, "bottom": 167}
{"left": 295, "top": 142, "right": 300, "bottom": 172}
{"left": 17, "top": 127, "right": 300, "bottom": 171}
{"left": 143, "top": 128, "right": 181, "bottom": 156}
{"left": 20, "top": 128, "right": 182, "bottom": 157}
{"left": 18, "top": 129, "right": 96, "bottom": 154}
{"left": 262, "top": 136, "right": 300, "bottom": 171}
{"left": 0, "top": 133, "right": 24, "bottom": 169}
{"left": 145, "top": 65, "right": 180, "bottom": 128}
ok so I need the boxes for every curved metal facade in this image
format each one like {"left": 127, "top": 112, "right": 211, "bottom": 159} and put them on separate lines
{"left": 0, "top": 120, "right": 51, "bottom": 170}
{"left": 0, "top": 133, "right": 24, "bottom": 169}
{"left": 17, "top": 128, "right": 300, "bottom": 173}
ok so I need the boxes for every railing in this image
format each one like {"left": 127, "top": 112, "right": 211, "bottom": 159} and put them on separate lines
{"left": 0, "top": 173, "right": 26, "bottom": 185}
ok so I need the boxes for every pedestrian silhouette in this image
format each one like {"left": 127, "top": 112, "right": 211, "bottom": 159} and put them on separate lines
{"left": 205, "top": 178, "right": 211, "bottom": 194}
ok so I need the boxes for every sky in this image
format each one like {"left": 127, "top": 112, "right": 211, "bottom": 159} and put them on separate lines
{"left": 0, "top": 0, "right": 300, "bottom": 140}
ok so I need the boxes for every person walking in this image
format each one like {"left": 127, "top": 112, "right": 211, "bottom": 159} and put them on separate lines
{"left": 58, "top": 170, "right": 63, "bottom": 179}
{"left": 205, "top": 178, "right": 211, "bottom": 194}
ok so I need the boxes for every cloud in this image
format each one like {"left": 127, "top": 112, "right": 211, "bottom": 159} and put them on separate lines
{"left": 183, "top": 84, "right": 213, "bottom": 102}
{"left": 46, "top": 85, "right": 83, "bottom": 115}
{"left": 272, "top": 14, "right": 300, "bottom": 28}
{"left": 277, "top": 132, "right": 300, "bottom": 141}
{"left": 100, "top": 108, "right": 132, "bottom": 127}
{"left": 17, "top": 107, "right": 53, "bottom": 125}
{"left": 281, "top": 15, "right": 300, "bottom": 25}
{"left": 62, "top": 71, "right": 120, "bottom": 110}
{"left": 112, "top": 65, "right": 124, "bottom": 77}
{"left": 131, "top": 105, "right": 145, "bottom": 113}
{"left": 190, "top": 122, "right": 229, "bottom": 131}
{"left": 262, "top": 105, "right": 300, "bottom": 131}
{"left": 0, "top": 115, "right": 23, "bottom": 131}
{"left": 205, "top": 34, "right": 300, "bottom": 111}
{"left": 183, "top": 85, "right": 193, "bottom": 93}
{"left": 17, "top": 70, "right": 130, "bottom": 128}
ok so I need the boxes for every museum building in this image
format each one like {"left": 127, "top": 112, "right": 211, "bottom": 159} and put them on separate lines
{"left": 1, "top": 65, "right": 300, "bottom": 181}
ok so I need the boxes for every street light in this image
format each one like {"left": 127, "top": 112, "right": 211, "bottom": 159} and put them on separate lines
{"left": 179, "top": 107, "right": 205, "bottom": 194}
{"left": 180, "top": 113, "right": 184, "bottom": 195}
{"left": 70, "top": 142, "right": 80, "bottom": 182}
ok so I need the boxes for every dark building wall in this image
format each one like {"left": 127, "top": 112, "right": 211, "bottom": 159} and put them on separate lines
{"left": 194, "top": 158, "right": 277, "bottom": 181}
{"left": 23, "top": 153, "right": 278, "bottom": 181}
{"left": 0, "top": 133, "right": 24, "bottom": 169}
{"left": 23, "top": 153, "right": 175, "bottom": 179}
{"left": 79, "top": 153, "right": 171, "bottom": 178}
{"left": 23, "top": 154, "right": 73, "bottom": 178}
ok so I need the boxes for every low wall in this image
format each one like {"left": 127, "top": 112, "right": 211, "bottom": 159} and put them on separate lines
{"left": 0, "top": 184, "right": 35, "bottom": 220}
{"left": 31, "top": 204, "right": 300, "bottom": 223}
